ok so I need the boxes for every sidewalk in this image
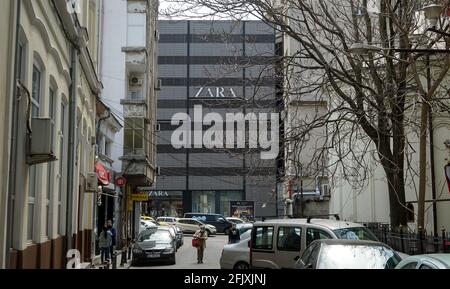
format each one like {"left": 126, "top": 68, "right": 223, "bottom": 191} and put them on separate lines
{"left": 89, "top": 250, "right": 132, "bottom": 269}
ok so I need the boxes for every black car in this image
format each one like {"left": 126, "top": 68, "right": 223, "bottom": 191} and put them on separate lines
{"left": 184, "top": 213, "right": 233, "bottom": 234}
{"left": 295, "top": 239, "right": 402, "bottom": 269}
{"left": 175, "top": 226, "right": 184, "bottom": 248}
{"left": 132, "top": 228, "right": 176, "bottom": 266}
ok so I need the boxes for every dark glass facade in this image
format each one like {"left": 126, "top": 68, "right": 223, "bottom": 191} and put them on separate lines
{"left": 153, "top": 20, "right": 278, "bottom": 218}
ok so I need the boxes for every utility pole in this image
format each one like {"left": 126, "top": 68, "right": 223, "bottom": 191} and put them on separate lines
{"left": 300, "top": 178, "right": 304, "bottom": 218}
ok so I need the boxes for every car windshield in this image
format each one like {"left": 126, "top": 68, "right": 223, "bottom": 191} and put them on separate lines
{"left": 317, "top": 244, "right": 401, "bottom": 269}
{"left": 138, "top": 230, "right": 172, "bottom": 243}
{"left": 333, "top": 227, "right": 378, "bottom": 241}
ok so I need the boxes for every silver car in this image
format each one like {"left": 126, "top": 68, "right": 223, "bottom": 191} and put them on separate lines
{"left": 295, "top": 239, "right": 401, "bottom": 269}
{"left": 395, "top": 254, "right": 450, "bottom": 269}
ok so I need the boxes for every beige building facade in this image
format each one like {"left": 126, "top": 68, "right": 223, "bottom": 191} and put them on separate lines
{"left": 2, "top": 0, "right": 102, "bottom": 269}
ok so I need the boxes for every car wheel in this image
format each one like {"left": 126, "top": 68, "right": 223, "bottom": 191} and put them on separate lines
{"left": 170, "top": 253, "right": 176, "bottom": 265}
{"left": 233, "top": 262, "right": 249, "bottom": 269}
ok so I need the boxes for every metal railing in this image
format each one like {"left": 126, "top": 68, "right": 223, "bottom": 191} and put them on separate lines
{"left": 362, "top": 222, "right": 450, "bottom": 255}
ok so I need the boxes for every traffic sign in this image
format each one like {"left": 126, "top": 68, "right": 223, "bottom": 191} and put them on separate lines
{"left": 115, "top": 176, "right": 127, "bottom": 187}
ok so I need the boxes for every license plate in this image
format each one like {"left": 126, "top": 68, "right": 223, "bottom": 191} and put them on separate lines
{"left": 147, "top": 253, "right": 160, "bottom": 258}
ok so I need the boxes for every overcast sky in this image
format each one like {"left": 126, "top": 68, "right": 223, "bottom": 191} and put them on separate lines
{"left": 159, "top": 0, "right": 259, "bottom": 20}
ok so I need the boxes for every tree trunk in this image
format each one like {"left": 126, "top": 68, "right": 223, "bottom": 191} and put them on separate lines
{"left": 379, "top": 149, "right": 408, "bottom": 228}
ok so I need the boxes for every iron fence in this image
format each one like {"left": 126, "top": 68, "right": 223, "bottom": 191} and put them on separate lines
{"left": 362, "top": 222, "right": 450, "bottom": 255}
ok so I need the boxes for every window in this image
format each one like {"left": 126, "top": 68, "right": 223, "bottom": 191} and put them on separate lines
{"left": 105, "top": 140, "right": 112, "bottom": 157}
{"left": 18, "top": 43, "right": 26, "bottom": 81}
{"left": 58, "top": 102, "right": 68, "bottom": 235}
{"left": 277, "top": 227, "right": 302, "bottom": 251}
{"left": 127, "top": 13, "right": 146, "bottom": 47}
{"left": 28, "top": 64, "right": 42, "bottom": 241}
{"left": 252, "top": 226, "right": 274, "bottom": 250}
{"left": 332, "top": 227, "right": 378, "bottom": 241}
{"left": 306, "top": 228, "right": 332, "bottom": 246}
{"left": 407, "top": 203, "right": 415, "bottom": 222}
{"left": 124, "top": 118, "right": 144, "bottom": 155}
{"left": 46, "top": 87, "right": 56, "bottom": 238}
{"left": 129, "top": 89, "right": 143, "bottom": 100}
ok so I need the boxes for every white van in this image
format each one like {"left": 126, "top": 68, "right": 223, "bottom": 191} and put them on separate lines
{"left": 250, "top": 218, "right": 379, "bottom": 269}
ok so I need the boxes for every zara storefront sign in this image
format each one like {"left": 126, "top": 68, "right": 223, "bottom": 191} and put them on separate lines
{"left": 194, "top": 87, "right": 237, "bottom": 98}
{"left": 137, "top": 187, "right": 170, "bottom": 198}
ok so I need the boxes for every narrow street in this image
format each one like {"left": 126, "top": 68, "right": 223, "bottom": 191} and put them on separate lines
{"left": 130, "top": 235, "right": 228, "bottom": 269}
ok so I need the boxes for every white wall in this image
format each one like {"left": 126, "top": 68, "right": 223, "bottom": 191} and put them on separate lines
{"left": 100, "top": 0, "right": 127, "bottom": 173}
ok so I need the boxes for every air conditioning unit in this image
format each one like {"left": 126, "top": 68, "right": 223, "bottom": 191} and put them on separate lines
{"left": 86, "top": 172, "right": 98, "bottom": 192}
{"left": 155, "top": 79, "right": 162, "bottom": 91}
{"left": 129, "top": 77, "right": 143, "bottom": 87}
{"left": 27, "top": 118, "right": 57, "bottom": 165}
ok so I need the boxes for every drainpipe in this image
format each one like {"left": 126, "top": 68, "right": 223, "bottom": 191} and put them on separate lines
{"left": 66, "top": 46, "right": 79, "bottom": 253}
{"left": 427, "top": 56, "right": 438, "bottom": 236}
{"left": 6, "top": 0, "right": 21, "bottom": 269}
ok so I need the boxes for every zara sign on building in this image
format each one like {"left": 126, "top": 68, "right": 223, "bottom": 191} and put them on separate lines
{"left": 194, "top": 87, "right": 238, "bottom": 98}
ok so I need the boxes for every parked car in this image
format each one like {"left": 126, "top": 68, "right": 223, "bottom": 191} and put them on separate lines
{"left": 157, "top": 217, "right": 178, "bottom": 225}
{"left": 250, "top": 218, "right": 380, "bottom": 269}
{"left": 227, "top": 217, "right": 245, "bottom": 224}
{"left": 156, "top": 226, "right": 178, "bottom": 252}
{"left": 139, "top": 219, "right": 157, "bottom": 233}
{"left": 141, "top": 216, "right": 154, "bottom": 221}
{"left": 184, "top": 213, "right": 233, "bottom": 234}
{"left": 176, "top": 218, "right": 217, "bottom": 236}
{"left": 395, "top": 254, "right": 450, "bottom": 269}
{"left": 175, "top": 226, "right": 184, "bottom": 248}
{"left": 220, "top": 230, "right": 253, "bottom": 269}
{"left": 132, "top": 227, "right": 176, "bottom": 265}
{"left": 294, "top": 239, "right": 402, "bottom": 269}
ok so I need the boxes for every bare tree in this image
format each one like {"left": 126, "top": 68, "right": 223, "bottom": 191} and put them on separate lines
{"left": 162, "top": 0, "right": 450, "bottom": 228}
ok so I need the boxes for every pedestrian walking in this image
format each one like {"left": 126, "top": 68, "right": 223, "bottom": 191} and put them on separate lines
{"left": 228, "top": 223, "right": 240, "bottom": 244}
{"left": 99, "top": 224, "right": 112, "bottom": 264}
{"left": 107, "top": 219, "right": 116, "bottom": 258}
{"left": 193, "top": 225, "right": 208, "bottom": 264}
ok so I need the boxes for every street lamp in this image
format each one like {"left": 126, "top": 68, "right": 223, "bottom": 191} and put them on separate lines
{"left": 349, "top": 43, "right": 382, "bottom": 56}
{"left": 423, "top": 4, "right": 444, "bottom": 28}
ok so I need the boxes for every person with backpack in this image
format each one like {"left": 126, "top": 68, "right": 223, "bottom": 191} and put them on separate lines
{"left": 99, "top": 224, "right": 112, "bottom": 264}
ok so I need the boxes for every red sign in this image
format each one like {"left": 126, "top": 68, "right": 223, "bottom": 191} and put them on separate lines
{"left": 95, "top": 162, "right": 110, "bottom": 186}
{"left": 115, "top": 176, "right": 127, "bottom": 187}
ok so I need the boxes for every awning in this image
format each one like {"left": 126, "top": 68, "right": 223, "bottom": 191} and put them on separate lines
{"left": 95, "top": 162, "right": 110, "bottom": 186}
